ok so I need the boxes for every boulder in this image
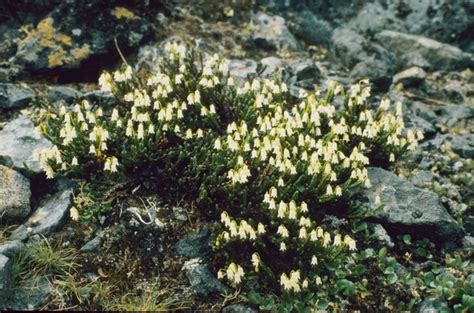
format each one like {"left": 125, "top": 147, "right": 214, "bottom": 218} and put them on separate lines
{"left": 182, "top": 258, "right": 229, "bottom": 296}
{"left": 260, "top": 57, "right": 283, "bottom": 77}
{"left": 11, "top": 1, "right": 155, "bottom": 73}
{"left": 392, "top": 67, "right": 427, "bottom": 87}
{"left": 0, "top": 115, "right": 52, "bottom": 175}
{"left": 176, "top": 224, "right": 213, "bottom": 260}
{"left": 350, "top": 58, "right": 393, "bottom": 90}
{"left": 250, "top": 12, "right": 298, "bottom": 51}
{"left": 375, "top": 30, "right": 473, "bottom": 71}
{"left": 0, "top": 254, "right": 12, "bottom": 301}
{"left": 289, "top": 10, "right": 332, "bottom": 46}
{"left": 330, "top": 27, "right": 368, "bottom": 68}
{"left": 0, "top": 83, "right": 36, "bottom": 109}
{"left": 222, "top": 303, "right": 258, "bottom": 313}
{"left": 0, "top": 165, "right": 31, "bottom": 224}
{"left": 0, "top": 240, "right": 25, "bottom": 258}
{"left": 10, "top": 188, "right": 72, "bottom": 240}
{"left": 229, "top": 59, "right": 257, "bottom": 85}
{"left": 47, "top": 86, "right": 81, "bottom": 104}
{"left": 353, "top": 167, "right": 463, "bottom": 242}
{"left": 420, "top": 133, "right": 474, "bottom": 159}
{"left": 2, "top": 275, "right": 54, "bottom": 310}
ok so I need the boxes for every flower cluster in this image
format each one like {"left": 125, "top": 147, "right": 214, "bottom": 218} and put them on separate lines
{"left": 34, "top": 43, "right": 421, "bottom": 306}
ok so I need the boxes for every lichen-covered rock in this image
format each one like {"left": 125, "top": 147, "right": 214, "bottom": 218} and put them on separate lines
{"left": 182, "top": 258, "right": 229, "bottom": 296}
{"left": 393, "top": 67, "right": 427, "bottom": 87}
{"left": 10, "top": 188, "right": 72, "bottom": 240}
{"left": 2, "top": 275, "right": 54, "bottom": 310}
{"left": 250, "top": 12, "right": 298, "bottom": 51}
{"left": 229, "top": 59, "right": 257, "bottom": 85}
{"left": 0, "top": 240, "right": 25, "bottom": 258}
{"left": 0, "top": 165, "right": 31, "bottom": 224}
{"left": 0, "top": 254, "right": 12, "bottom": 302}
{"left": 375, "top": 30, "right": 473, "bottom": 71}
{"left": 353, "top": 167, "right": 463, "bottom": 242}
{"left": 0, "top": 115, "right": 52, "bottom": 175}
{"left": 176, "top": 224, "right": 213, "bottom": 260}
{"left": 11, "top": 1, "right": 155, "bottom": 73}
{"left": 420, "top": 133, "right": 474, "bottom": 159}
{"left": 0, "top": 83, "right": 36, "bottom": 109}
{"left": 222, "top": 303, "right": 258, "bottom": 313}
{"left": 289, "top": 10, "right": 332, "bottom": 46}
{"left": 47, "top": 86, "right": 81, "bottom": 104}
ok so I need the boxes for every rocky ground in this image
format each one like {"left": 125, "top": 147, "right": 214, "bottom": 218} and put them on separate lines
{"left": 0, "top": 0, "right": 473, "bottom": 311}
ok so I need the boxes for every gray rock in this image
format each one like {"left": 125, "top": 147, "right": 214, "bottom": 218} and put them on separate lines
{"left": 229, "top": 59, "right": 257, "bottom": 85}
{"left": 350, "top": 58, "right": 393, "bottom": 90}
{"left": 436, "top": 104, "right": 474, "bottom": 128}
{"left": 369, "top": 223, "right": 394, "bottom": 248}
{"left": 347, "top": 2, "right": 404, "bottom": 35}
{"left": 176, "top": 224, "right": 213, "bottom": 260}
{"left": 0, "top": 115, "right": 52, "bottom": 175}
{"left": 0, "top": 165, "right": 31, "bottom": 223}
{"left": 420, "top": 133, "right": 474, "bottom": 159}
{"left": 405, "top": 115, "right": 436, "bottom": 137}
{"left": 182, "top": 258, "right": 229, "bottom": 296}
{"left": 250, "top": 12, "right": 298, "bottom": 51}
{"left": 0, "top": 254, "right": 12, "bottom": 302}
{"left": 375, "top": 30, "right": 473, "bottom": 71}
{"left": 462, "top": 236, "right": 474, "bottom": 253}
{"left": 260, "top": 57, "right": 283, "bottom": 77}
{"left": 417, "top": 298, "right": 449, "bottom": 313}
{"left": 47, "top": 86, "right": 81, "bottom": 104}
{"left": 353, "top": 167, "right": 462, "bottom": 242}
{"left": 330, "top": 27, "right": 368, "bottom": 68}
{"left": 0, "top": 83, "right": 36, "bottom": 109}
{"left": 393, "top": 67, "right": 427, "bottom": 87}
{"left": 10, "top": 188, "right": 72, "bottom": 241}
{"left": 3, "top": 275, "right": 54, "bottom": 310}
{"left": 289, "top": 10, "right": 332, "bottom": 46}
{"left": 288, "top": 59, "right": 319, "bottom": 82}
{"left": 409, "top": 170, "right": 434, "bottom": 188}
{"left": 12, "top": 2, "right": 154, "bottom": 73}
{"left": 407, "top": 101, "right": 438, "bottom": 124}
{"left": 222, "top": 303, "right": 258, "bottom": 313}
{"left": 0, "top": 240, "right": 25, "bottom": 258}
{"left": 80, "top": 235, "right": 102, "bottom": 252}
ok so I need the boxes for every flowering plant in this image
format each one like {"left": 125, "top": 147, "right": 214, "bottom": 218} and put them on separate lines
{"left": 34, "top": 43, "right": 422, "bottom": 308}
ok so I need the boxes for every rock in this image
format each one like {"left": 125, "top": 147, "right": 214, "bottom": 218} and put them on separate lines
{"left": 417, "top": 298, "right": 449, "bottom": 313}
{"left": 288, "top": 59, "right": 319, "bottom": 82}
{"left": 369, "top": 223, "right": 394, "bottom": 248}
{"left": 375, "top": 30, "right": 473, "bottom": 71}
{"left": 350, "top": 58, "right": 393, "bottom": 90}
{"left": 463, "top": 236, "right": 474, "bottom": 253}
{"left": 393, "top": 67, "right": 427, "bottom": 87}
{"left": 435, "top": 104, "right": 474, "bottom": 128}
{"left": 176, "top": 224, "right": 213, "bottom": 260}
{"left": 0, "top": 254, "right": 12, "bottom": 301}
{"left": 47, "top": 86, "right": 81, "bottom": 104}
{"left": 80, "top": 235, "right": 102, "bottom": 252}
{"left": 353, "top": 167, "right": 463, "bottom": 242}
{"left": 347, "top": 2, "right": 404, "bottom": 36}
{"left": 2, "top": 275, "right": 54, "bottom": 310}
{"left": 10, "top": 188, "right": 72, "bottom": 241}
{"left": 421, "top": 134, "right": 474, "bottom": 159}
{"left": 260, "top": 57, "right": 283, "bottom": 77}
{"left": 407, "top": 101, "right": 438, "bottom": 124}
{"left": 0, "top": 165, "right": 31, "bottom": 223}
{"left": 330, "top": 27, "right": 368, "bottom": 68}
{"left": 0, "top": 240, "right": 25, "bottom": 258}
{"left": 229, "top": 59, "right": 257, "bottom": 85}
{"left": 11, "top": 2, "right": 154, "bottom": 73}
{"left": 0, "top": 83, "right": 36, "bottom": 109}
{"left": 409, "top": 170, "right": 434, "bottom": 188}
{"left": 289, "top": 10, "right": 332, "bottom": 46}
{"left": 405, "top": 115, "right": 436, "bottom": 137}
{"left": 182, "top": 258, "right": 229, "bottom": 296}
{"left": 250, "top": 12, "right": 298, "bottom": 51}
{"left": 0, "top": 115, "right": 52, "bottom": 175}
{"left": 222, "top": 303, "right": 258, "bottom": 313}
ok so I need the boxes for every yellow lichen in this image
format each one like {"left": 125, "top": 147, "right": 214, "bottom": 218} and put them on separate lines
{"left": 48, "top": 48, "right": 65, "bottom": 67}
{"left": 111, "top": 7, "right": 139, "bottom": 20}
{"left": 57, "top": 33, "right": 73, "bottom": 46}
{"left": 71, "top": 44, "right": 91, "bottom": 61}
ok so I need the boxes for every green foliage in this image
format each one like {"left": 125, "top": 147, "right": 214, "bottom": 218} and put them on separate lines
{"left": 34, "top": 42, "right": 424, "bottom": 309}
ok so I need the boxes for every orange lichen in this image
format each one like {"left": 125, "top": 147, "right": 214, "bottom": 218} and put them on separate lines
{"left": 111, "top": 7, "right": 139, "bottom": 20}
